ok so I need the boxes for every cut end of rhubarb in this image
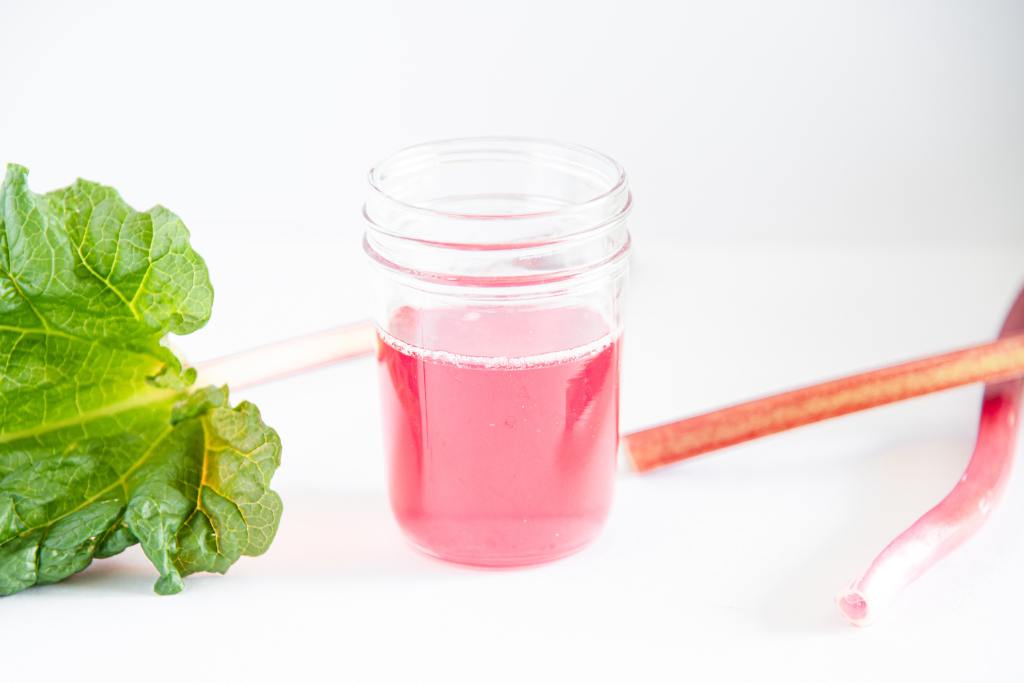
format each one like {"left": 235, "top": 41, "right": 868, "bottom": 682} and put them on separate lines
{"left": 618, "top": 439, "right": 639, "bottom": 471}
{"left": 836, "top": 588, "right": 872, "bottom": 627}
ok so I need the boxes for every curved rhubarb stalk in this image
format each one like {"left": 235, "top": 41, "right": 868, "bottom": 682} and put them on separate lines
{"left": 837, "top": 287, "right": 1024, "bottom": 626}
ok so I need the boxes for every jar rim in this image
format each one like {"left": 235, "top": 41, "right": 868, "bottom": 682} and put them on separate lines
{"left": 367, "top": 136, "right": 627, "bottom": 223}
{"left": 363, "top": 136, "right": 631, "bottom": 291}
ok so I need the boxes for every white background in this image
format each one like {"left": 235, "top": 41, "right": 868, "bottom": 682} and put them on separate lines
{"left": 2, "top": 2, "right": 1023, "bottom": 681}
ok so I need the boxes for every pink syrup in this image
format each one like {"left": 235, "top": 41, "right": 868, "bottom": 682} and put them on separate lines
{"left": 376, "top": 305, "right": 621, "bottom": 566}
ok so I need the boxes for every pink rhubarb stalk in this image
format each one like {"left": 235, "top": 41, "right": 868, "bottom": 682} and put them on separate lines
{"left": 192, "top": 320, "right": 377, "bottom": 389}
{"left": 837, "top": 287, "right": 1024, "bottom": 626}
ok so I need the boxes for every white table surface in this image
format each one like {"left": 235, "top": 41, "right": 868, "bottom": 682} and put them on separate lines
{"left": 3, "top": 235, "right": 1022, "bottom": 682}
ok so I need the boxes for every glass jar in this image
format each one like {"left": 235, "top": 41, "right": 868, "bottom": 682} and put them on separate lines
{"left": 363, "top": 137, "right": 631, "bottom": 566}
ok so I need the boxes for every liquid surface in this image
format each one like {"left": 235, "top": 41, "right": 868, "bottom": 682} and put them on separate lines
{"left": 376, "top": 306, "right": 620, "bottom": 566}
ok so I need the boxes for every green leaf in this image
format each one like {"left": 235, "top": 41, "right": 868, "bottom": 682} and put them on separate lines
{"left": 0, "top": 164, "right": 282, "bottom": 596}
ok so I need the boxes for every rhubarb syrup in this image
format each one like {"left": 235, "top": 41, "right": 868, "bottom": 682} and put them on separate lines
{"left": 376, "top": 305, "right": 620, "bottom": 566}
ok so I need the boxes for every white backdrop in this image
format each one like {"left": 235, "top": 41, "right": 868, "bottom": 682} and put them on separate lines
{"left": 3, "top": 0, "right": 1022, "bottom": 246}
{"left": 2, "top": 2, "right": 1024, "bottom": 682}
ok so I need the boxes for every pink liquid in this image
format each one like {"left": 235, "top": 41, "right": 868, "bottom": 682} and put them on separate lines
{"left": 376, "top": 306, "right": 620, "bottom": 566}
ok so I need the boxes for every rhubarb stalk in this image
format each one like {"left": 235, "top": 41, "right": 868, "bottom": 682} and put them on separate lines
{"left": 836, "top": 288, "right": 1024, "bottom": 625}
{"left": 623, "top": 332, "right": 1024, "bottom": 473}
{"left": 192, "top": 320, "right": 377, "bottom": 389}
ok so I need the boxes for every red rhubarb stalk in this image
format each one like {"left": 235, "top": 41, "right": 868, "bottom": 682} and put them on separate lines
{"left": 837, "top": 288, "right": 1024, "bottom": 625}
{"left": 623, "top": 332, "right": 1024, "bottom": 473}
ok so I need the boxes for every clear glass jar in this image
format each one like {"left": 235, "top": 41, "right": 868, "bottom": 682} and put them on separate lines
{"left": 363, "top": 137, "right": 631, "bottom": 566}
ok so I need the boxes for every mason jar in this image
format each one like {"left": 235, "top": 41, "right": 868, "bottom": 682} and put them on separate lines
{"left": 363, "top": 137, "right": 631, "bottom": 566}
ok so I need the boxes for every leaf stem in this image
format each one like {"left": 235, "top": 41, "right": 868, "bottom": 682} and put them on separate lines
{"left": 191, "top": 320, "right": 377, "bottom": 390}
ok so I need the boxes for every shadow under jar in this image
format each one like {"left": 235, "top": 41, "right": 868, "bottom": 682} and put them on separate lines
{"left": 363, "top": 137, "right": 631, "bottom": 567}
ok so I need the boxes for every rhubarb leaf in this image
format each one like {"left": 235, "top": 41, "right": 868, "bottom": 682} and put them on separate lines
{"left": 0, "top": 164, "right": 282, "bottom": 596}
